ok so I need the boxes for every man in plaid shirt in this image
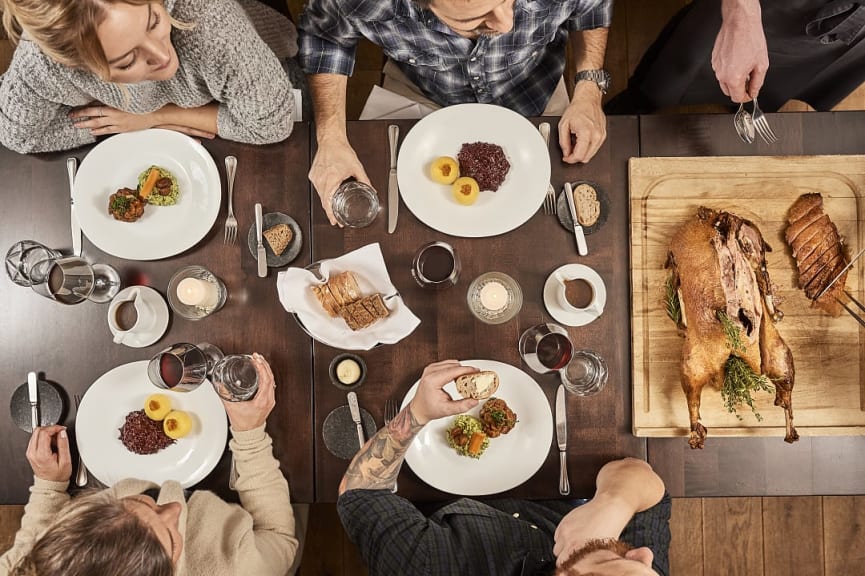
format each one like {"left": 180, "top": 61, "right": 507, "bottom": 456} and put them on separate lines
{"left": 298, "top": 0, "right": 614, "bottom": 225}
{"left": 337, "top": 360, "right": 671, "bottom": 575}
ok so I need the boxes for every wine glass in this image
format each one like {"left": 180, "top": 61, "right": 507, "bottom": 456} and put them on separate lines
{"left": 211, "top": 354, "right": 259, "bottom": 402}
{"left": 518, "top": 323, "right": 574, "bottom": 374}
{"left": 147, "top": 342, "right": 222, "bottom": 392}
{"left": 28, "top": 256, "right": 96, "bottom": 304}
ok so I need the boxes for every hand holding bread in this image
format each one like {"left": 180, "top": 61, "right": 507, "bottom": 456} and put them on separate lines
{"left": 409, "top": 360, "right": 479, "bottom": 425}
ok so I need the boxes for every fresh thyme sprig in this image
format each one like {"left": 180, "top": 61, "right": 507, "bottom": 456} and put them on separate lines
{"left": 717, "top": 310, "right": 773, "bottom": 420}
{"left": 664, "top": 273, "right": 682, "bottom": 325}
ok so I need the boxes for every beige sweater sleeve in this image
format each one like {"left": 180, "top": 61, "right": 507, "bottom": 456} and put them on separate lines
{"left": 0, "top": 477, "right": 70, "bottom": 574}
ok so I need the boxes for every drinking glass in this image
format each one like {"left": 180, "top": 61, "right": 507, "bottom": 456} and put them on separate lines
{"left": 332, "top": 180, "right": 381, "bottom": 228}
{"left": 88, "top": 263, "right": 122, "bottom": 303}
{"left": 560, "top": 350, "right": 608, "bottom": 396}
{"left": 518, "top": 323, "right": 574, "bottom": 374}
{"left": 28, "top": 256, "right": 95, "bottom": 305}
{"left": 5, "top": 240, "right": 62, "bottom": 287}
{"left": 147, "top": 342, "right": 220, "bottom": 392}
{"left": 412, "top": 241, "right": 460, "bottom": 289}
{"left": 211, "top": 354, "right": 259, "bottom": 402}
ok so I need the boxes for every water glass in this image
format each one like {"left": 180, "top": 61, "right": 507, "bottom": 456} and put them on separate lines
{"left": 332, "top": 180, "right": 381, "bottom": 228}
{"left": 88, "top": 263, "right": 122, "bottom": 303}
{"left": 560, "top": 350, "right": 608, "bottom": 396}
{"left": 412, "top": 241, "right": 460, "bottom": 289}
{"left": 5, "top": 241, "right": 62, "bottom": 287}
{"left": 211, "top": 354, "right": 259, "bottom": 402}
{"left": 518, "top": 323, "right": 574, "bottom": 374}
{"left": 28, "top": 256, "right": 95, "bottom": 305}
{"left": 147, "top": 342, "right": 215, "bottom": 392}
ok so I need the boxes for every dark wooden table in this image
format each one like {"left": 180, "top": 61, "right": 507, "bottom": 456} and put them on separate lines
{"left": 642, "top": 111, "right": 865, "bottom": 496}
{"left": 0, "top": 127, "right": 315, "bottom": 504}
{"left": 312, "top": 117, "right": 646, "bottom": 502}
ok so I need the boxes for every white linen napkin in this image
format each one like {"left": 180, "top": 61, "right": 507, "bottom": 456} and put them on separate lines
{"left": 276, "top": 243, "right": 420, "bottom": 350}
{"left": 359, "top": 85, "right": 436, "bottom": 120}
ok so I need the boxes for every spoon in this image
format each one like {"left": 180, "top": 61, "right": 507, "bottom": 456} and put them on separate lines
{"left": 734, "top": 101, "right": 755, "bottom": 144}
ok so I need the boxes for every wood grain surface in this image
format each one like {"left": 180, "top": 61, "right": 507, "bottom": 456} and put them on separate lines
{"left": 630, "top": 155, "right": 865, "bottom": 438}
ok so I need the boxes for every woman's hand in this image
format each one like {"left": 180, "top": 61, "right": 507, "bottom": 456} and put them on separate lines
{"left": 26, "top": 425, "right": 72, "bottom": 483}
{"left": 69, "top": 104, "right": 215, "bottom": 139}
{"left": 222, "top": 353, "right": 277, "bottom": 432}
{"left": 409, "top": 360, "right": 479, "bottom": 425}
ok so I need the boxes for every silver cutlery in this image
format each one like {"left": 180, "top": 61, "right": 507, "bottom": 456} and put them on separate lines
{"left": 733, "top": 102, "right": 755, "bottom": 144}
{"left": 563, "top": 182, "right": 588, "bottom": 256}
{"left": 73, "top": 394, "right": 88, "bottom": 487}
{"left": 224, "top": 156, "right": 238, "bottom": 245}
{"left": 814, "top": 245, "right": 865, "bottom": 327}
{"left": 751, "top": 97, "right": 778, "bottom": 144}
{"left": 347, "top": 391, "right": 365, "bottom": 451}
{"left": 27, "top": 371, "right": 38, "bottom": 431}
{"left": 255, "top": 202, "right": 266, "bottom": 278}
{"left": 538, "top": 123, "right": 557, "bottom": 214}
{"left": 384, "top": 397, "right": 399, "bottom": 492}
{"left": 387, "top": 125, "right": 399, "bottom": 234}
{"left": 67, "top": 158, "right": 82, "bottom": 256}
{"left": 555, "top": 384, "right": 570, "bottom": 495}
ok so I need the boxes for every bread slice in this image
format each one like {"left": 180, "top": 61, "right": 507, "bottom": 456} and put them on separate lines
{"left": 360, "top": 293, "right": 390, "bottom": 320}
{"left": 455, "top": 371, "right": 499, "bottom": 400}
{"left": 329, "top": 272, "right": 361, "bottom": 305}
{"left": 340, "top": 300, "right": 375, "bottom": 331}
{"left": 338, "top": 307, "right": 363, "bottom": 331}
{"left": 573, "top": 183, "right": 601, "bottom": 227}
{"left": 312, "top": 284, "right": 341, "bottom": 317}
{"left": 263, "top": 223, "right": 292, "bottom": 256}
{"left": 328, "top": 274, "right": 349, "bottom": 306}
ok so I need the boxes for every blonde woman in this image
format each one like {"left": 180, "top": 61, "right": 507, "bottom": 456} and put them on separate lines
{"left": 0, "top": 354, "right": 300, "bottom": 576}
{"left": 0, "top": 0, "right": 299, "bottom": 153}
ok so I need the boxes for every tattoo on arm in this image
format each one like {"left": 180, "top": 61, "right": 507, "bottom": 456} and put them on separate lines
{"left": 340, "top": 406, "right": 424, "bottom": 494}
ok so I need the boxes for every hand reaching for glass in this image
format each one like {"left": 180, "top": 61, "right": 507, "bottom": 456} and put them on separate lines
{"left": 408, "top": 360, "right": 480, "bottom": 425}
{"left": 220, "top": 353, "right": 276, "bottom": 432}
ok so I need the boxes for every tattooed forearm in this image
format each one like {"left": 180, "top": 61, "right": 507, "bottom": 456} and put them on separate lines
{"left": 339, "top": 406, "right": 424, "bottom": 494}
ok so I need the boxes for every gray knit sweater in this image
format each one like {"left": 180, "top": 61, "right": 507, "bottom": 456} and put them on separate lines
{"left": 0, "top": 0, "right": 296, "bottom": 153}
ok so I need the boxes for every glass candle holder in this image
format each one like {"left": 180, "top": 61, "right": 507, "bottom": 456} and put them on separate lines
{"left": 167, "top": 265, "right": 227, "bottom": 320}
{"left": 467, "top": 271, "right": 523, "bottom": 324}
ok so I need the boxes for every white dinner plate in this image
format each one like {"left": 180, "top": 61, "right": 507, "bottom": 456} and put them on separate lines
{"left": 397, "top": 104, "right": 550, "bottom": 237}
{"left": 73, "top": 129, "right": 222, "bottom": 260}
{"left": 400, "top": 359, "right": 553, "bottom": 496}
{"left": 76, "top": 361, "right": 228, "bottom": 487}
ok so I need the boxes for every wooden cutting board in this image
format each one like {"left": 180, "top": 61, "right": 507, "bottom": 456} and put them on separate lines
{"left": 630, "top": 155, "right": 865, "bottom": 439}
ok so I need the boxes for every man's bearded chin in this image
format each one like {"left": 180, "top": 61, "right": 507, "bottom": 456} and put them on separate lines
{"left": 555, "top": 538, "right": 634, "bottom": 575}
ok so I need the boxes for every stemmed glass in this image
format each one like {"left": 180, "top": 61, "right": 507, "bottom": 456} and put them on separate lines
{"left": 27, "top": 254, "right": 119, "bottom": 304}
{"left": 519, "top": 323, "right": 608, "bottom": 396}
{"left": 147, "top": 342, "right": 224, "bottom": 393}
{"left": 4, "top": 241, "right": 62, "bottom": 287}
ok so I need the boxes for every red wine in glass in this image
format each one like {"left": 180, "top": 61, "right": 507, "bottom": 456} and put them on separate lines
{"left": 536, "top": 333, "right": 573, "bottom": 370}
{"left": 159, "top": 354, "right": 184, "bottom": 388}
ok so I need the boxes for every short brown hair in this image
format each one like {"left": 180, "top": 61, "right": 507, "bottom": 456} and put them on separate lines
{"left": 11, "top": 490, "right": 174, "bottom": 576}
{"left": 0, "top": 0, "right": 190, "bottom": 79}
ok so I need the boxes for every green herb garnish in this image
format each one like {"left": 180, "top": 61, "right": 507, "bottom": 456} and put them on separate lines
{"left": 664, "top": 273, "right": 681, "bottom": 326}
{"left": 110, "top": 195, "right": 132, "bottom": 213}
{"left": 717, "top": 310, "right": 774, "bottom": 420}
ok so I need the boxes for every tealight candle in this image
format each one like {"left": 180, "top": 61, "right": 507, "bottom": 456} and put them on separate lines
{"left": 177, "top": 277, "right": 218, "bottom": 308}
{"left": 479, "top": 280, "right": 508, "bottom": 311}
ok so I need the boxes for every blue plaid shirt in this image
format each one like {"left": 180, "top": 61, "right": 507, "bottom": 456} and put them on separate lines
{"left": 298, "top": 0, "right": 613, "bottom": 116}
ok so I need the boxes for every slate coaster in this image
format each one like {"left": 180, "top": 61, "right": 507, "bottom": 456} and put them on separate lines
{"left": 322, "top": 405, "right": 377, "bottom": 460}
{"left": 10, "top": 379, "right": 65, "bottom": 433}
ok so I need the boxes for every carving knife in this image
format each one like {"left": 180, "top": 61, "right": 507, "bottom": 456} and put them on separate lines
{"left": 255, "top": 203, "right": 266, "bottom": 278}
{"left": 28, "top": 371, "right": 39, "bottom": 431}
{"left": 563, "top": 182, "right": 588, "bottom": 256}
{"left": 347, "top": 391, "right": 365, "bottom": 450}
{"left": 813, "top": 245, "right": 865, "bottom": 301}
{"left": 387, "top": 124, "right": 399, "bottom": 234}
{"left": 556, "top": 384, "right": 570, "bottom": 495}
{"left": 67, "top": 158, "right": 81, "bottom": 256}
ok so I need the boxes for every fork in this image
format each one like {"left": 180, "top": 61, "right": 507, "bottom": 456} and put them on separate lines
{"left": 384, "top": 397, "right": 399, "bottom": 492}
{"left": 538, "top": 123, "right": 556, "bottom": 214}
{"left": 223, "top": 155, "right": 238, "bottom": 244}
{"left": 73, "top": 394, "right": 88, "bottom": 487}
{"left": 751, "top": 97, "right": 778, "bottom": 144}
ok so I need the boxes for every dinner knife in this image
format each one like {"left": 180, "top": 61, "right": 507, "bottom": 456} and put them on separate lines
{"left": 255, "top": 203, "right": 266, "bottom": 278}
{"left": 563, "top": 182, "right": 588, "bottom": 256}
{"left": 28, "top": 371, "right": 39, "bottom": 431}
{"left": 67, "top": 158, "right": 81, "bottom": 256}
{"left": 556, "top": 384, "right": 570, "bottom": 495}
{"left": 347, "top": 391, "right": 365, "bottom": 450}
{"left": 387, "top": 124, "right": 399, "bottom": 234}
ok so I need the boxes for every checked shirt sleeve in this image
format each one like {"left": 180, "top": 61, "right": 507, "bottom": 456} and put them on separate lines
{"left": 298, "top": 0, "right": 363, "bottom": 76}
{"left": 567, "top": 0, "right": 614, "bottom": 31}
{"left": 619, "top": 492, "right": 672, "bottom": 576}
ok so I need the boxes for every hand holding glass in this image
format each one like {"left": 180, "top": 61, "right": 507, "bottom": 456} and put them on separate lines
{"left": 211, "top": 355, "right": 259, "bottom": 402}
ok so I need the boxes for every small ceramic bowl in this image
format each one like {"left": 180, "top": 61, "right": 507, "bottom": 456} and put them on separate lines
{"left": 328, "top": 353, "right": 367, "bottom": 391}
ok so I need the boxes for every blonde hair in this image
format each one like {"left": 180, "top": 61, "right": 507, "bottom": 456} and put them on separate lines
{"left": 11, "top": 490, "right": 174, "bottom": 576}
{"left": 0, "top": 0, "right": 192, "bottom": 80}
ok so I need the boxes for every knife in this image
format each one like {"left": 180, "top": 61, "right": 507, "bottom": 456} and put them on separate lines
{"left": 67, "top": 158, "right": 81, "bottom": 256}
{"left": 28, "top": 371, "right": 39, "bottom": 431}
{"left": 556, "top": 384, "right": 570, "bottom": 495}
{"left": 347, "top": 391, "right": 365, "bottom": 450}
{"left": 387, "top": 124, "right": 399, "bottom": 234}
{"left": 563, "top": 182, "right": 588, "bottom": 256}
{"left": 255, "top": 203, "right": 266, "bottom": 278}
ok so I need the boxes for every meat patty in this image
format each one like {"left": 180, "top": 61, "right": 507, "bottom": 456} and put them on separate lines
{"left": 108, "top": 188, "right": 146, "bottom": 222}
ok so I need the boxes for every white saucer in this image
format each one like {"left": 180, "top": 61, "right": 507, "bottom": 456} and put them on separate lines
{"left": 543, "top": 264, "right": 606, "bottom": 327}
{"left": 107, "top": 286, "right": 170, "bottom": 348}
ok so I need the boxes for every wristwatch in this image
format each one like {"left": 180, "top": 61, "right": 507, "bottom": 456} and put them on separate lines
{"left": 574, "top": 69, "right": 612, "bottom": 95}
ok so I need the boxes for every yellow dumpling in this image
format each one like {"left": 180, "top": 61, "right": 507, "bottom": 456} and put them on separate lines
{"left": 430, "top": 156, "right": 460, "bottom": 184}
{"left": 143, "top": 394, "right": 171, "bottom": 421}
{"left": 452, "top": 177, "right": 480, "bottom": 206}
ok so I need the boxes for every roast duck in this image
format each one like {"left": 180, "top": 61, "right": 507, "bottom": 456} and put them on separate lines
{"left": 666, "top": 207, "right": 798, "bottom": 449}
{"left": 785, "top": 193, "right": 849, "bottom": 316}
